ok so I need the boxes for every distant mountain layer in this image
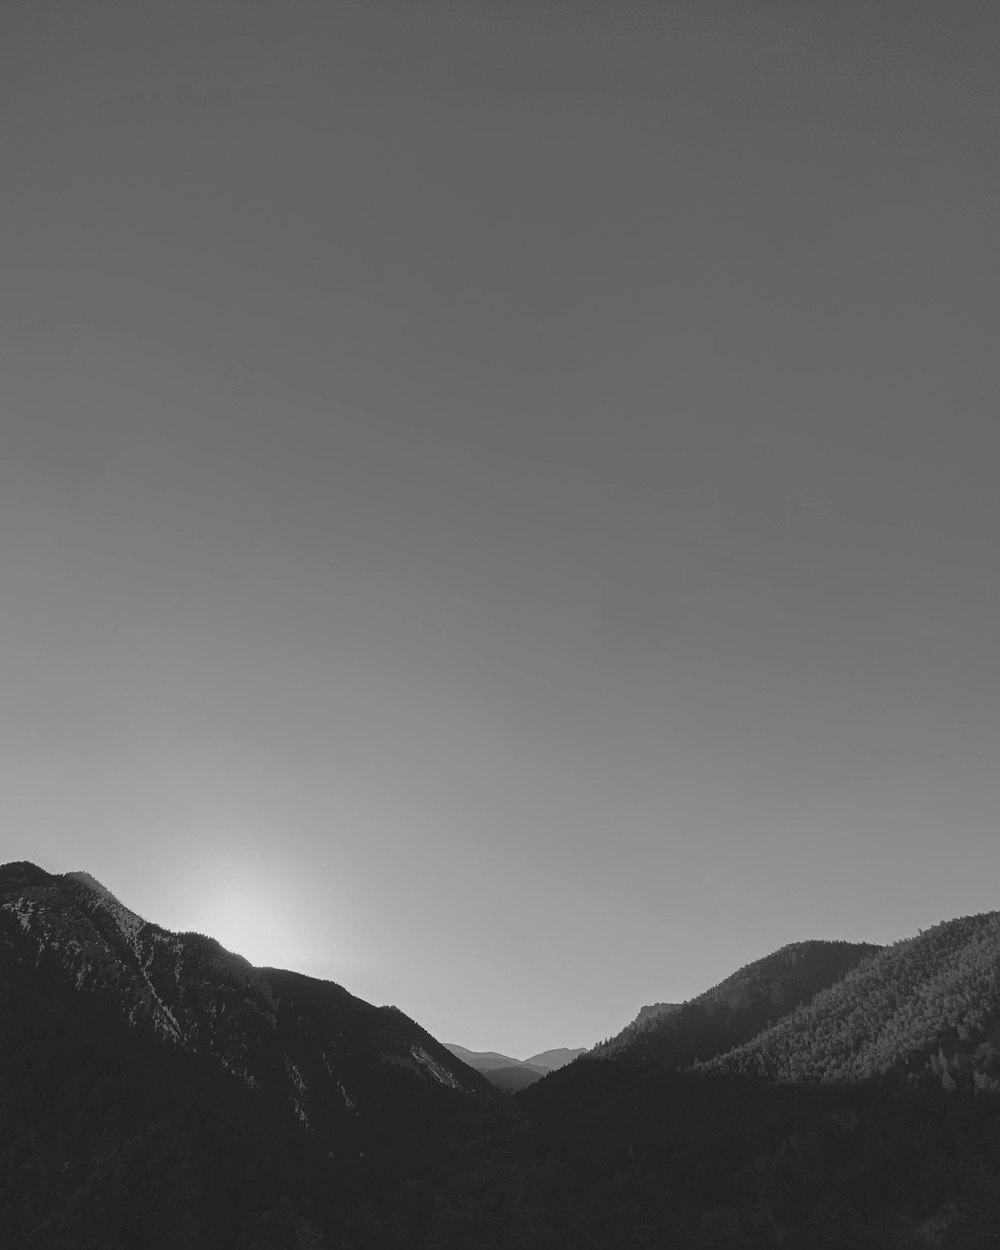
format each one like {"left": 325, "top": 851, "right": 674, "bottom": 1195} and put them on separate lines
{"left": 444, "top": 1044, "right": 526, "bottom": 1072}
{"left": 524, "top": 1046, "right": 588, "bottom": 1069}
{"left": 445, "top": 1042, "right": 587, "bottom": 1089}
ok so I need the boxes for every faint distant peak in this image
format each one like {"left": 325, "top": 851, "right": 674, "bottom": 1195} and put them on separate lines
{"left": 523, "top": 1047, "right": 589, "bottom": 1070}
{"left": 445, "top": 1043, "right": 587, "bottom": 1079}
{"left": 443, "top": 1044, "right": 521, "bottom": 1071}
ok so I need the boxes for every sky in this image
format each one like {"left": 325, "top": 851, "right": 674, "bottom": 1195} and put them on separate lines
{"left": 2, "top": 1, "right": 999, "bottom": 1058}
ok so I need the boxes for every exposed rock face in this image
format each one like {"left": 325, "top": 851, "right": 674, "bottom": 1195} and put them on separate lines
{"left": 631, "top": 1002, "right": 682, "bottom": 1028}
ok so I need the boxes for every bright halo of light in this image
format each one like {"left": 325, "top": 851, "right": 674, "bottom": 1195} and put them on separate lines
{"left": 201, "top": 878, "right": 298, "bottom": 969}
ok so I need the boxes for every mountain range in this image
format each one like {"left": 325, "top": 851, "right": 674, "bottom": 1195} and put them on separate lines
{"left": 5, "top": 859, "right": 1000, "bottom": 1246}
{"left": 443, "top": 1044, "right": 587, "bottom": 1090}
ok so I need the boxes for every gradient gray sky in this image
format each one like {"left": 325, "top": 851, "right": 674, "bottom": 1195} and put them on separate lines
{"left": 2, "top": 1, "right": 999, "bottom": 1057}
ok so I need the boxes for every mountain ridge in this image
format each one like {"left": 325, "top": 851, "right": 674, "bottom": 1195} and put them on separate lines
{"left": 0, "top": 861, "right": 491, "bottom": 1116}
{"left": 443, "top": 1042, "right": 587, "bottom": 1089}
{"left": 8, "top": 859, "right": 1000, "bottom": 1245}
{"left": 702, "top": 911, "right": 1000, "bottom": 1089}
{"left": 588, "top": 937, "right": 882, "bottom": 1072}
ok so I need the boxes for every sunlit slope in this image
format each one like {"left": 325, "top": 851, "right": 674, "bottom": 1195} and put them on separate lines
{"left": 592, "top": 939, "right": 881, "bottom": 1070}
{"left": 704, "top": 912, "right": 1000, "bottom": 1088}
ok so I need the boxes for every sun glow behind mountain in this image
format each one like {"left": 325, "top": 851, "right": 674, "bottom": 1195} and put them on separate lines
{"left": 200, "top": 877, "right": 297, "bottom": 969}
{"left": 162, "top": 849, "right": 356, "bottom": 981}
{"left": 4, "top": 0, "right": 1000, "bottom": 1065}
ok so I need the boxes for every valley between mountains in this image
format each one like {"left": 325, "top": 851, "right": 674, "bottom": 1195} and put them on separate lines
{"left": 5, "top": 859, "right": 1000, "bottom": 1247}
{"left": 442, "top": 1045, "right": 588, "bottom": 1092}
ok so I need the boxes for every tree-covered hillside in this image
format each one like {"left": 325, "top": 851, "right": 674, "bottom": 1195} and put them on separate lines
{"left": 7, "top": 859, "right": 1000, "bottom": 1247}
{"left": 704, "top": 912, "right": 1000, "bottom": 1089}
{"left": 591, "top": 940, "right": 880, "bottom": 1070}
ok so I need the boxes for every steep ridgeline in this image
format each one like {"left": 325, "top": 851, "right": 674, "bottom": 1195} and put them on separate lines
{"left": 0, "top": 862, "right": 490, "bottom": 1148}
{"left": 0, "top": 861, "right": 497, "bottom": 1246}
{"left": 704, "top": 912, "right": 1000, "bottom": 1090}
{"left": 591, "top": 939, "right": 881, "bottom": 1071}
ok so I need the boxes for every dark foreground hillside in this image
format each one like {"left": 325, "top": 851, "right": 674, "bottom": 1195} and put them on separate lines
{"left": 456, "top": 1068, "right": 1000, "bottom": 1248}
{"left": 0, "top": 862, "right": 490, "bottom": 1248}
{"left": 0, "top": 936, "right": 350, "bottom": 1248}
{"left": 9, "top": 978, "right": 1000, "bottom": 1248}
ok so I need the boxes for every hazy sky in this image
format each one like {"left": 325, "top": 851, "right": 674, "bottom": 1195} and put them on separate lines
{"left": 2, "top": 1, "right": 999, "bottom": 1057}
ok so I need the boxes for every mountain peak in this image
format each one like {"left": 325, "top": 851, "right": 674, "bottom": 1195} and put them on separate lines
{"left": 62, "top": 869, "right": 148, "bottom": 947}
{"left": 0, "top": 860, "right": 52, "bottom": 887}
{"left": 523, "top": 1046, "right": 588, "bottom": 1070}
{"left": 1, "top": 861, "right": 491, "bottom": 1108}
{"left": 63, "top": 869, "right": 116, "bottom": 899}
{"left": 704, "top": 909, "right": 1000, "bottom": 1085}
{"left": 444, "top": 1042, "right": 588, "bottom": 1090}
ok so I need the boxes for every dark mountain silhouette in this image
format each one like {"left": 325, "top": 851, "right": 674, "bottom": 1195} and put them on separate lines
{"left": 7, "top": 859, "right": 1000, "bottom": 1246}
{"left": 443, "top": 1044, "right": 526, "bottom": 1072}
{"left": 0, "top": 861, "right": 492, "bottom": 1247}
{"left": 0, "top": 862, "right": 488, "bottom": 1113}
{"left": 478, "top": 1064, "right": 548, "bottom": 1092}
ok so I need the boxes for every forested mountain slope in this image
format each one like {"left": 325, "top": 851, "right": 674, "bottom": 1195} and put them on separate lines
{"left": 8, "top": 859, "right": 1000, "bottom": 1247}
{"left": 0, "top": 862, "right": 489, "bottom": 1118}
{"left": 591, "top": 939, "right": 881, "bottom": 1070}
{"left": 502, "top": 920, "right": 1000, "bottom": 1247}
{"left": 703, "top": 912, "right": 1000, "bottom": 1089}
{"left": 0, "top": 860, "right": 494, "bottom": 1247}
{"left": 0, "top": 934, "right": 348, "bottom": 1248}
